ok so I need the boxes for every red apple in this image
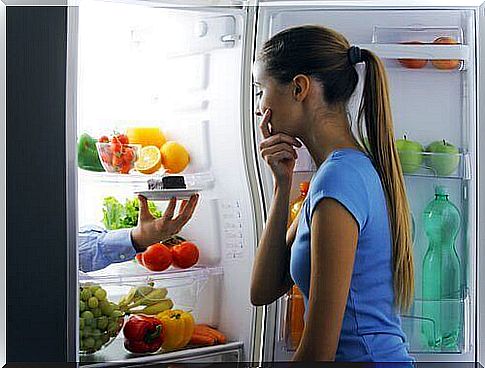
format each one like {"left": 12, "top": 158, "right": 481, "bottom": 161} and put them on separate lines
{"left": 431, "top": 36, "right": 461, "bottom": 70}
{"left": 398, "top": 41, "right": 428, "bottom": 69}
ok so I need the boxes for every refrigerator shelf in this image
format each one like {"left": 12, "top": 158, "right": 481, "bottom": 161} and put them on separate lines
{"left": 400, "top": 290, "right": 470, "bottom": 354}
{"left": 80, "top": 339, "right": 243, "bottom": 366}
{"left": 398, "top": 150, "right": 471, "bottom": 180}
{"left": 80, "top": 262, "right": 223, "bottom": 286}
{"left": 78, "top": 169, "right": 216, "bottom": 190}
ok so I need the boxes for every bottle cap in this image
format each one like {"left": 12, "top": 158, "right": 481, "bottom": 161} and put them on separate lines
{"left": 300, "top": 181, "right": 310, "bottom": 194}
{"left": 435, "top": 185, "right": 449, "bottom": 197}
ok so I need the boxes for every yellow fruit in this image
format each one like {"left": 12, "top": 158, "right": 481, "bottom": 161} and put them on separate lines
{"left": 126, "top": 127, "right": 166, "bottom": 148}
{"left": 160, "top": 141, "right": 190, "bottom": 174}
{"left": 135, "top": 146, "right": 162, "bottom": 174}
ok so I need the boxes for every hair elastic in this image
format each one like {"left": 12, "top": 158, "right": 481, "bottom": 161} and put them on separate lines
{"left": 348, "top": 45, "right": 363, "bottom": 65}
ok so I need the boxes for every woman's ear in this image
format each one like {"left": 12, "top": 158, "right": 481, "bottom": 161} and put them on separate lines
{"left": 292, "top": 74, "right": 311, "bottom": 101}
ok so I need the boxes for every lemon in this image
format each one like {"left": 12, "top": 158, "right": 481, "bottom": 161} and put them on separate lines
{"left": 135, "top": 146, "right": 162, "bottom": 174}
{"left": 126, "top": 127, "right": 166, "bottom": 148}
{"left": 160, "top": 141, "right": 190, "bottom": 174}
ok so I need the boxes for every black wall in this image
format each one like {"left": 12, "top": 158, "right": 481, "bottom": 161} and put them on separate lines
{"left": 7, "top": 7, "right": 68, "bottom": 362}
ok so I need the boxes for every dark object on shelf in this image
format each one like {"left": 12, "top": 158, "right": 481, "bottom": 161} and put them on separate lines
{"left": 148, "top": 176, "right": 186, "bottom": 190}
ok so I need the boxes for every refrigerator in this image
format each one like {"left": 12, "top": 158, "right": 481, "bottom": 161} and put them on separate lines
{"left": 4, "top": 0, "right": 485, "bottom": 365}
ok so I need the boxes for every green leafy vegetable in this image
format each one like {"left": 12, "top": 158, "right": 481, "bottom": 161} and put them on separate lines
{"left": 102, "top": 197, "right": 162, "bottom": 230}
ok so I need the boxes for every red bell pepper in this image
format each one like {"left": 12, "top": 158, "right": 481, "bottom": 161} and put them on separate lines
{"left": 123, "top": 315, "right": 164, "bottom": 353}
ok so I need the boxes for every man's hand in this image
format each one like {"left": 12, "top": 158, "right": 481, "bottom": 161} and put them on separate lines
{"left": 131, "top": 194, "right": 199, "bottom": 251}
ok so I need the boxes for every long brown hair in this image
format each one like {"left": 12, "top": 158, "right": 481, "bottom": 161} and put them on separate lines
{"left": 259, "top": 25, "right": 414, "bottom": 312}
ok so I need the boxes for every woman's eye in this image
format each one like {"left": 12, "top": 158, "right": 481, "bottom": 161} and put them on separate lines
{"left": 256, "top": 91, "right": 263, "bottom": 98}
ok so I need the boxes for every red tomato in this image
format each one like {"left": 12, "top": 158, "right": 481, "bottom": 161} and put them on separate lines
{"left": 142, "top": 244, "right": 172, "bottom": 272}
{"left": 98, "top": 135, "right": 109, "bottom": 143}
{"left": 171, "top": 241, "right": 199, "bottom": 269}
{"left": 136, "top": 253, "right": 144, "bottom": 266}
{"left": 117, "top": 134, "right": 129, "bottom": 145}
{"left": 120, "top": 162, "right": 132, "bottom": 174}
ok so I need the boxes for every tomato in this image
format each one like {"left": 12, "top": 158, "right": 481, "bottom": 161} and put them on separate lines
{"left": 98, "top": 135, "right": 109, "bottom": 143}
{"left": 120, "top": 162, "right": 132, "bottom": 174}
{"left": 142, "top": 244, "right": 172, "bottom": 272}
{"left": 117, "top": 134, "right": 129, "bottom": 145}
{"left": 171, "top": 242, "right": 199, "bottom": 269}
{"left": 136, "top": 253, "right": 144, "bottom": 266}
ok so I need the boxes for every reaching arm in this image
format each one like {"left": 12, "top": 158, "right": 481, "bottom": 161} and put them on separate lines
{"left": 293, "top": 198, "right": 358, "bottom": 361}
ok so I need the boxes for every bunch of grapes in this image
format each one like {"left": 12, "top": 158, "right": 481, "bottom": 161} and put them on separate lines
{"left": 79, "top": 283, "right": 124, "bottom": 354}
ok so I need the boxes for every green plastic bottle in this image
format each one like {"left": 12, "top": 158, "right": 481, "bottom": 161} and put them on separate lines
{"left": 422, "top": 186, "right": 462, "bottom": 351}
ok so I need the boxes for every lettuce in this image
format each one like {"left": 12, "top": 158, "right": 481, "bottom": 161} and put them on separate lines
{"left": 102, "top": 197, "right": 162, "bottom": 230}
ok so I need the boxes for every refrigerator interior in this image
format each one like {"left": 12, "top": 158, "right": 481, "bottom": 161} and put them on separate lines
{"left": 74, "top": 0, "right": 258, "bottom": 364}
{"left": 254, "top": 5, "right": 477, "bottom": 362}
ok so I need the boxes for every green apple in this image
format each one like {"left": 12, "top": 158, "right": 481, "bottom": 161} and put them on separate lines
{"left": 425, "top": 140, "right": 460, "bottom": 176}
{"left": 396, "top": 135, "right": 424, "bottom": 174}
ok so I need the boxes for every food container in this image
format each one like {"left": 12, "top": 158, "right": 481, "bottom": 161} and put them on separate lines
{"left": 79, "top": 315, "right": 125, "bottom": 355}
{"left": 96, "top": 142, "right": 141, "bottom": 174}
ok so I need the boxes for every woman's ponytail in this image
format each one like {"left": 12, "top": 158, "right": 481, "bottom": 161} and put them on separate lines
{"left": 358, "top": 49, "right": 415, "bottom": 312}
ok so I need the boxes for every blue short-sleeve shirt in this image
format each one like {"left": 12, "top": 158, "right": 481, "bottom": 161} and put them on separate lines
{"left": 290, "top": 148, "right": 414, "bottom": 363}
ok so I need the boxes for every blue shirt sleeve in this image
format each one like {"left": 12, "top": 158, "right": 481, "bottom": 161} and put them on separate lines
{"left": 309, "top": 160, "right": 369, "bottom": 233}
{"left": 79, "top": 225, "right": 137, "bottom": 272}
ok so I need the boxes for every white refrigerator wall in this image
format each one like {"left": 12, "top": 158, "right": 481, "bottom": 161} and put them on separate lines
{"left": 255, "top": 5, "right": 477, "bottom": 362}
{"left": 76, "top": 0, "right": 257, "bottom": 362}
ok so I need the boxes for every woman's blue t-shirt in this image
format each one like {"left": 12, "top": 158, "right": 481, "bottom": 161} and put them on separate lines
{"left": 290, "top": 148, "right": 414, "bottom": 363}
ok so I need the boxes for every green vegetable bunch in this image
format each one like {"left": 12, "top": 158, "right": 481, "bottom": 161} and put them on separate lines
{"left": 102, "top": 197, "right": 162, "bottom": 230}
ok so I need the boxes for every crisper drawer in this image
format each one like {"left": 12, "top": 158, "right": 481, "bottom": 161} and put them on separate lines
{"left": 78, "top": 264, "right": 232, "bottom": 365}
{"left": 400, "top": 289, "right": 471, "bottom": 354}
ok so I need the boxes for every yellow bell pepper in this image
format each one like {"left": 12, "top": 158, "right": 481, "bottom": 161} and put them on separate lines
{"left": 157, "top": 309, "right": 195, "bottom": 350}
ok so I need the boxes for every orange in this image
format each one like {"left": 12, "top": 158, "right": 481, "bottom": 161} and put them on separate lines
{"left": 160, "top": 141, "right": 190, "bottom": 173}
{"left": 135, "top": 146, "right": 162, "bottom": 174}
{"left": 126, "top": 127, "right": 166, "bottom": 148}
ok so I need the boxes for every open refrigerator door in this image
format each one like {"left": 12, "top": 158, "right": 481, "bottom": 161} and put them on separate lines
{"left": 255, "top": 1, "right": 480, "bottom": 363}
{"left": 71, "top": 0, "right": 263, "bottom": 365}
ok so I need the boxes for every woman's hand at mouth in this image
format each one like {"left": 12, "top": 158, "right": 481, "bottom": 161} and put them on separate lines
{"left": 259, "top": 109, "right": 302, "bottom": 186}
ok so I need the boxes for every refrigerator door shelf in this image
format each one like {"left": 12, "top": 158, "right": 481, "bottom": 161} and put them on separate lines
{"left": 80, "top": 263, "right": 223, "bottom": 287}
{"left": 359, "top": 44, "right": 470, "bottom": 70}
{"left": 372, "top": 25, "right": 464, "bottom": 45}
{"left": 80, "top": 339, "right": 244, "bottom": 366}
{"left": 400, "top": 288, "right": 471, "bottom": 354}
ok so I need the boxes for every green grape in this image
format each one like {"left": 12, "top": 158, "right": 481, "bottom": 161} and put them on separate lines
{"left": 79, "top": 329, "right": 84, "bottom": 339}
{"left": 110, "top": 310, "right": 123, "bottom": 318}
{"left": 81, "top": 311, "right": 94, "bottom": 320}
{"left": 84, "top": 337, "right": 95, "bottom": 349}
{"left": 97, "top": 316, "right": 109, "bottom": 330}
{"left": 89, "top": 285, "right": 101, "bottom": 294}
{"left": 79, "top": 300, "right": 86, "bottom": 313}
{"left": 80, "top": 340, "right": 86, "bottom": 351}
{"left": 99, "top": 300, "right": 111, "bottom": 315}
{"left": 83, "top": 326, "right": 93, "bottom": 335}
{"left": 79, "top": 318, "right": 85, "bottom": 330}
{"left": 80, "top": 289, "right": 92, "bottom": 301}
{"left": 94, "top": 288, "right": 107, "bottom": 301}
{"left": 107, "top": 321, "right": 118, "bottom": 334}
{"left": 92, "top": 308, "right": 102, "bottom": 318}
{"left": 92, "top": 328, "right": 101, "bottom": 337}
{"left": 88, "top": 297, "right": 99, "bottom": 309}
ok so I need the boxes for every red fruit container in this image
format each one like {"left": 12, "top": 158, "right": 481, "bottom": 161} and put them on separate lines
{"left": 96, "top": 142, "right": 141, "bottom": 174}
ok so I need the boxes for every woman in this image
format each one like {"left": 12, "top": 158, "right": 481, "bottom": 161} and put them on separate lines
{"left": 250, "top": 25, "right": 415, "bottom": 363}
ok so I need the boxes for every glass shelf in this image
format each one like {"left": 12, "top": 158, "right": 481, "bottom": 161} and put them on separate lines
{"left": 78, "top": 168, "right": 215, "bottom": 190}
{"left": 80, "top": 339, "right": 243, "bottom": 366}
{"left": 398, "top": 150, "right": 470, "bottom": 180}
{"left": 400, "top": 290, "right": 470, "bottom": 354}
{"left": 80, "top": 262, "right": 223, "bottom": 286}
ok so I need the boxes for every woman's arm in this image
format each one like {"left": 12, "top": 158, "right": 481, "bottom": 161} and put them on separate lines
{"left": 250, "top": 182, "right": 297, "bottom": 306}
{"left": 293, "top": 197, "right": 358, "bottom": 361}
